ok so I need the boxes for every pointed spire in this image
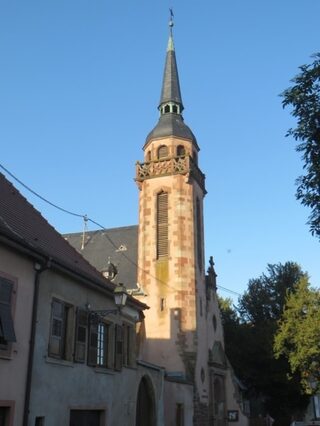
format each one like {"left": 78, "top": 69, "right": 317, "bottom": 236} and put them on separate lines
{"left": 159, "top": 11, "right": 184, "bottom": 114}
{"left": 145, "top": 12, "right": 198, "bottom": 147}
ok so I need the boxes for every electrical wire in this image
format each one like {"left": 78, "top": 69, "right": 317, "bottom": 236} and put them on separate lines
{"left": 0, "top": 163, "right": 242, "bottom": 297}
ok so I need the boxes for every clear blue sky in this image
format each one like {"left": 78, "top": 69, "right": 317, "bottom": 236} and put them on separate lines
{"left": 1, "top": 0, "right": 319, "bottom": 301}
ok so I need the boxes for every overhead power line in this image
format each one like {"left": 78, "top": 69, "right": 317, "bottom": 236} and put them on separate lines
{"left": 0, "top": 163, "right": 242, "bottom": 297}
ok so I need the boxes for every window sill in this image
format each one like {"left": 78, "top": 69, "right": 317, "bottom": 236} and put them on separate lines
{"left": 45, "top": 356, "right": 74, "bottom": 368}
{"left": 0, "top": 352, "right": 12, "bottom": 360}
{"left": 123, "top": 364, "right": 137, "bottom": 370}
{"left": 94, "top": 367, "right": 116, "bottom": 375}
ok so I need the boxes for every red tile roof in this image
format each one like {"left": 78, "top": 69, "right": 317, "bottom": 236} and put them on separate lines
{"left": 0, "top": 172, "right": 147, "bottom": 309}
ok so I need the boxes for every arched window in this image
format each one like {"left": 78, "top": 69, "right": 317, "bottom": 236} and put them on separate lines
{"left": 164, "top": 105, "right": 170, "bottom": 113}
{"left": 157, "top": 192, "right": 168, "bottom": 258}
{"left": 177, "top": 145, "right": 186, "bottom": 157}
{"left": 172, "top": 105, "right": 178, "bottom": 113}
{"left": 146, "top": 151, "right": 151, "bottom": 162}
{"left": 158, "top": 145, "right": 168, "bottom": 159}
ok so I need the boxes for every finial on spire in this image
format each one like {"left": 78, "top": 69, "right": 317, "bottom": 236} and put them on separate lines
{"left": 169, "top": 8, "right": 174, "bottom": 31}
{"left": 167, "top": 8, "right": 175, "bottom": 52}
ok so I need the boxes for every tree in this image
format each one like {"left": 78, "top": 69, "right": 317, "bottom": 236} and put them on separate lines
{"left": 274, "top": 276, "right": 320, "bottom": 394}
{"left": 281, "top": 53, "right": 320, "bottom": 239}
{"left": 220, "top": 262, "right": 309, "bottom": 425}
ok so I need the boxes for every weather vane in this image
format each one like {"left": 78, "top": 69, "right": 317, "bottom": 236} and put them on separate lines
{"left": 169, "top": 8, "right": 174, "bottom": 30}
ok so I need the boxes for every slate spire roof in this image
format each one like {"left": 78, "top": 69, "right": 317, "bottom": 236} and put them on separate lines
{"left": 145, "top": 17, "right": 197, "bottom": 146}
{"left": 159, "top": 21, "right": 184, "bottom": 112}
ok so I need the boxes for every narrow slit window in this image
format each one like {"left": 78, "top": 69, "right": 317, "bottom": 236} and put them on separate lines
{"left": 196, "top": 198, "right": 202, "bottom": 270}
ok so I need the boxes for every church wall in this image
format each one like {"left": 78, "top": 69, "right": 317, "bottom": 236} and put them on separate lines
{"left": 137, "top": 136, "right": 200, "bottom": 375}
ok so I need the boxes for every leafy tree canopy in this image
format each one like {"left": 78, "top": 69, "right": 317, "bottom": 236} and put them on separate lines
{"left": 220, "top": 262, "right": 309, "bottom": 424}
{"left": 238, "top": 262, "right": 306, "bottom": 324}
{"left": 274, "top": 277, "right": 320, "bottom": 394}
{"left": 281, "top": 53, "right": 320, "bottom": 239}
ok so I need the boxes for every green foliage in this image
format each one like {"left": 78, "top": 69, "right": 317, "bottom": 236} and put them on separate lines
{"left": 221, "top": 262, "right": 309, "bottom": 424}
{"left": 238, "top": 262, "right": 306, "bottom": 323}
{"left": 274, "top": 277, "right": 320, "bottom": 394}
{"left": 281, "top": 53, "right": 320, "bottom": 239}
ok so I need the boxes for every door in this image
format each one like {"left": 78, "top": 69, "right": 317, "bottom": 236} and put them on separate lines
{"left": 135, "top": 376, "right": 156, "bottom": 426}
{"left": 70, "top": 410, "right": 101, "bottom": 426}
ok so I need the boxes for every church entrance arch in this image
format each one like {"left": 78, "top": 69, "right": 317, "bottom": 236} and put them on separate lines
{"left": 135, "top": 375, "right": 156, "bottom": 426}
{"left": 213, "top": 375, "right": 226, "bottom": 426}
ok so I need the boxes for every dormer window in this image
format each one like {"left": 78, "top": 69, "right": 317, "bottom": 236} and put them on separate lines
{"left": 158, "top": 145, "right": 168, "bottom": 159}
{"left": 161, "top": 103, "right": 180, "bottom": 115}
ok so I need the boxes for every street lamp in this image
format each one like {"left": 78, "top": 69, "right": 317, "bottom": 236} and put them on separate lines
{"left": 88, "top": 283, "right": 128, "bottom": 319}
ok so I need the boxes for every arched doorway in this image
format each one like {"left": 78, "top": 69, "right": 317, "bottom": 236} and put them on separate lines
{"left": 135, "top": 376, "right": 156, "bottom": 426}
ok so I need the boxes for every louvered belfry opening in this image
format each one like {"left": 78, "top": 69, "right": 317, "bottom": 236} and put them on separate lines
{"left": 157, "top": 192, "right": 168, "bottom": 258}
{"left": 196, "top": 198, "right": 202, "bottom": 270}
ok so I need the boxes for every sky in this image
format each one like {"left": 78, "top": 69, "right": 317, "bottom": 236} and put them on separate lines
{"left": 0, "top": 0, "right": 319, "bottom": 302}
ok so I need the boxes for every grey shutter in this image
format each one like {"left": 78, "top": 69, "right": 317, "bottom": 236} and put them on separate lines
{"left": 74, "top": 309, "right": 88, "bottom": 363}
{"left": 0, "top": 278, "right": 16, "bottom": 343}
{"left": 107, "top": 323, "right": 115, "bottom": 368}
{"left": 130, "top": 325, "right": 137, "bottom": 366}
{"left": 114, "top": 325, "right": 123, "bottom": 371}
{"left": 88, "top": 322, "right": 98, "bottom": 366}
{"left": 157, "top": 192, "right": 168, "bottom": 258}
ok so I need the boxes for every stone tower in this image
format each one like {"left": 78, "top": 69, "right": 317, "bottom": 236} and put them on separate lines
{"left": 135, "top": 18, "right": 207, "bottom": 380}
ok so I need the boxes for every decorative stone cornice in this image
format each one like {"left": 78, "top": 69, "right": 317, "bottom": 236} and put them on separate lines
{"left": 135, "top": 155, "right": 206, "bottom": 194}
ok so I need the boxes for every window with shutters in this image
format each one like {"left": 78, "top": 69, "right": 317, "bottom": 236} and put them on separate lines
{"left": 157, "top": 192, "right": 168, "bottom": 258}
{"left": 88, "top": 320, "right": 113, "bottom": 369}
{"left": 158, "top": 145, "right": 168, "bottom": 159}
{"left": 74, "top": 309, "right": 88, "bottom": 363}
{"left": 196, "top": 198, "right": 202, "bottom": 270}
{"left": 0, "top": 275, "right": 16, "bottom": 353}
{"left": 48, "top": 299, "right": 72, "bottom": 360}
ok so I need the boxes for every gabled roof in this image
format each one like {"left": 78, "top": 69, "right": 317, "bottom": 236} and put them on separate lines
{"left": 0, "top": 173, "right": 145, "bottom": 309}
{"left": 64, "top": 226, "right": 138, "bottom": 290}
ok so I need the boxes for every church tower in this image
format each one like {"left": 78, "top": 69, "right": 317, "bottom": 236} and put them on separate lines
{"left": 135, "top": 17, "right": 207, "bottom": 379}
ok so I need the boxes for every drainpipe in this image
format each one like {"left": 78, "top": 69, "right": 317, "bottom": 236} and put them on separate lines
{"left": 23, "top": 259, "right": 50, "bottom": 426}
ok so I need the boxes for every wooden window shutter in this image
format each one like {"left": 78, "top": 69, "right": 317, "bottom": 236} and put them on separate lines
{"left": 129, "top": 326, "right": 136, "bottom": 367}
{"left": 114, "top": 324, "right": 123, "bottom": 371}
{"left": 74, "top": 309, "right": 88, "bottom": 363}
{"left": 107, "top": 323, "right": 115, "bottom": 368}
{"left": 87, "top": 322, "right": 98, "bottom": 366}
{"left": 0, "top": 277, "right": 16, "bottom": 343}
{"left": 157, "top": 192, "right": 168, "bottom": 258}
{"left": 48, "top": 299, "right": 66, "bottom": 358}
{"left": 122, "top": 325, "right": 128, "bottom": 366}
